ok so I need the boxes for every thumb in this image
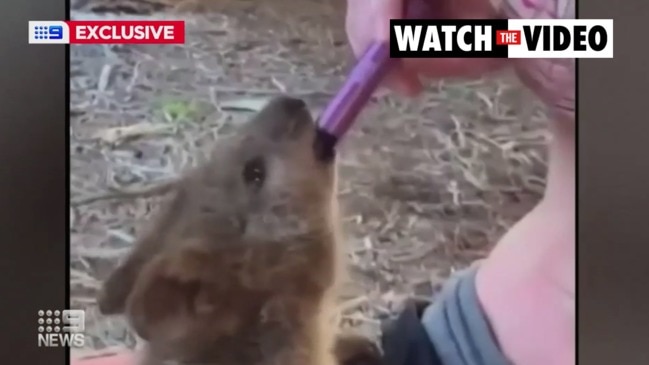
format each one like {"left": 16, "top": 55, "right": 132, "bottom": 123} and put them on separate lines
{"left": 371, "top": 0, "right": 424, "bottom": 96}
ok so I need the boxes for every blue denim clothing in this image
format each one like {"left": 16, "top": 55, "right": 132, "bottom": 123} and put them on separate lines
{"left": 380, "top": 267, "right": 511, "bottom": 365}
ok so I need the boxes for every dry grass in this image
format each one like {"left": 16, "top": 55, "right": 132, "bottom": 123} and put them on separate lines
{"left": 69, "top": 0, "right": 549, "bottom": 357}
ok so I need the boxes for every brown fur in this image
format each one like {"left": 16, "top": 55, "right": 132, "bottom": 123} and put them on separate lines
{"left": 97, "top": 96, "right": 382, "bottom": 365}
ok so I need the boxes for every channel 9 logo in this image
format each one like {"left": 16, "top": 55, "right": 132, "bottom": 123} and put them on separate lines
{"left": 36, "top": 309, "right": 85, "bottom": 347}
{"left": 28, "top": 21, "right": 70, "bottom": 44}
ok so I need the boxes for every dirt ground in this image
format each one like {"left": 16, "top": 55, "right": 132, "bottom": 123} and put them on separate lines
{"left": 69, "top": 0, "right": 550, "bottom": 357}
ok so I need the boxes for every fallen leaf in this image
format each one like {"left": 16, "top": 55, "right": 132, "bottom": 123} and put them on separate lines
{"left": 219, "top": 97, "right": 270, "bottom": 112}
{"left": 92, "top": 123, "right": 175, "bottom": 144}
{"left": 160, "top": 99, "right": 202, "bottom": 123}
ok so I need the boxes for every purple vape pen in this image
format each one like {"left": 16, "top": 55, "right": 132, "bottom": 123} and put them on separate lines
{"left": 315, "top": 0, "right": 436, "bottom": 159}
{"left": 318, "top": 42, "right": 394, "bottom": 141}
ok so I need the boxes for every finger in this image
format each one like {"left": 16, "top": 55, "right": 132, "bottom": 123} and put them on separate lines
{"left": 373, "top": 0, "right": 405, "bottom": 41}
{"left": 346, "top": 0, "right": 404, "bottom": 56}
{"left": 345, "top": 0, "right": 371, "bottom": 57}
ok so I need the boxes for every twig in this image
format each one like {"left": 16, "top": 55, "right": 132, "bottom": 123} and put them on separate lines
{"left": 70, "top": 179, "right": 178, "bottom": 207}
{"left": 209, "top": 85, "right": 335, "bottom": 98}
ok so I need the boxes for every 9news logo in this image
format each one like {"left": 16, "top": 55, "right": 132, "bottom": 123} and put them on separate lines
{"left": 29, "top": 21, "right": 70, "bottom": 44}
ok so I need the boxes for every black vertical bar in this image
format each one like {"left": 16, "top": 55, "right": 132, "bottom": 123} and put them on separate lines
{"left": 574, "top": 1, "right": 580, "bottom": 364}
{"left": 579, "top": 0, "right": 649, "bottom": 364}
{"left": 0, "top": 0, "right": 67, "bottom": 363}
{"left": 66, "top": 0, "right": 72, "bottom": 363}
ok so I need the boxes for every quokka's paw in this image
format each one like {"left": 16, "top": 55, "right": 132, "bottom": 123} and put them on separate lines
{"left": 334, "top": 333, "right": 384, "bottom": 365}
{"left": 98, "top": 241, "right": 208, "bottom": 316}
{"left": 124, "top": 245, "right": 217, "bottom": 341}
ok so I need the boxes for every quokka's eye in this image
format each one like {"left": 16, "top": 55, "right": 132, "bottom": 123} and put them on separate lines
{"left": 242, "top": 156, "right": 266, "bottom": 188}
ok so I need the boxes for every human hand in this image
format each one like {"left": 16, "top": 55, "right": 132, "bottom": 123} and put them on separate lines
{"left": 345, "top": 0, "right": 575, "bottom": 121}
{"left": 345, "top": 0, "right": 505, "bottom": 96}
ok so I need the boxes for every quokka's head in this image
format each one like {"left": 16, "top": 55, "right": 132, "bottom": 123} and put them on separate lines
{"left": 171, "top": 95, "right": 339, "bottom": 247}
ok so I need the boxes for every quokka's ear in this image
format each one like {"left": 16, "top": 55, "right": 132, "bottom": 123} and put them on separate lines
{"left": 124, "top": 243, "right": 216, "bottom": 342}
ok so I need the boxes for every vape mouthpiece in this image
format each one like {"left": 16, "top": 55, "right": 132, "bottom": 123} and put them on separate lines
{"left": 315, "top": 0, "right": 438, "bottom": 155}
{"left": 313, "top": 127, "right": 338, "bottom": 163}
{"left": 315, "top": 0, "right": 437, "bottom": 149}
